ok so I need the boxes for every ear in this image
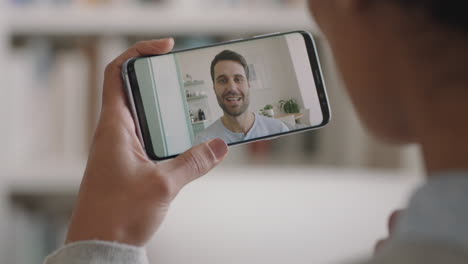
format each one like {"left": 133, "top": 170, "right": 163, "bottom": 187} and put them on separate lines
{"left": 308, "top": 0, "right": 370, "bottom": 28}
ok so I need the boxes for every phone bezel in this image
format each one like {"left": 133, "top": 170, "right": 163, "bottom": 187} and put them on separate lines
{"left": 123, "top": 30, "right": 331, "bottom": 161}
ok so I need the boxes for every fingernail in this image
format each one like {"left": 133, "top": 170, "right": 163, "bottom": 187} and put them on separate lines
{"left": 208, "top": 138, "right": 228, "bottom": 160}
{"left": 163, "top": 37, "right": 174, "bottom": 45}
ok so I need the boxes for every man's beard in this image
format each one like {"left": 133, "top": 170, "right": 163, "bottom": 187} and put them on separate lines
{"left": 217, "top": 92, "right": 250, "bottom": 117}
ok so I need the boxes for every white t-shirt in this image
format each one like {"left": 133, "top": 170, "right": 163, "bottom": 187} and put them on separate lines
{"left": 194, "top": 113, "right": 289, "bottom": 145}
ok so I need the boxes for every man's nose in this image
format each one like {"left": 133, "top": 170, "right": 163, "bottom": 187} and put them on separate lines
{"left": 226, "top": 79, "right": 238, "bottom": 90}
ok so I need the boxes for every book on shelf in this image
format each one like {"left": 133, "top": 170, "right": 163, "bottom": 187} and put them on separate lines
{"left": 51, "top": 49, "right": 90, "bottom": 159}
{"left": 8, "top": 38, "right": 54, "bottom": 164}
{"left": 8, "top": 38, "right": 93, "bottom": 164}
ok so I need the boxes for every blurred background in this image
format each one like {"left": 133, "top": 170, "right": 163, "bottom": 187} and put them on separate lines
{"left": 0, "top": 0, "right": 425, "bottom": 263}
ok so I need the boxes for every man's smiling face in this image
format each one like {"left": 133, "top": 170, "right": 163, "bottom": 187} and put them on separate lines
{"left": 213, "top": 60, "right": 250, "bottom": 117}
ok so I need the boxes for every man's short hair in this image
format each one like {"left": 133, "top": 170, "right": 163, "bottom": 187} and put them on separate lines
{"left": 394, "top": 0, "right": 468, "bottom": 32}
{"left": 210, "top": 50, "right": 250, "bottom": 82}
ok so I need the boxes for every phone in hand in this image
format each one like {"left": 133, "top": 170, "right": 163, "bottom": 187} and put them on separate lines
{"left": 122, "top": 31, "right": 331, "bottom": 161}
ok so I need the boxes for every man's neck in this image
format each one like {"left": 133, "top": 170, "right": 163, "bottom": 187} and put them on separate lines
{"left": 221, "top": 112, "right": 255, "bottom": 134}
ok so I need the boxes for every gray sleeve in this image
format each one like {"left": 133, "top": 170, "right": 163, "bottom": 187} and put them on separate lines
{"left": 392, "top": 173, "right": 468, "bottom": 247}
{"left": 194, "top": 134, "right": 210, "bottom": 146}
{"left": 43, "top": 240, "right": 149, "bottom": 264}
{"left": 355, "top": 242, "right": 468, "bottom": 264}
{"left": 354, "top": 172, "right": 468, "bottom": 264}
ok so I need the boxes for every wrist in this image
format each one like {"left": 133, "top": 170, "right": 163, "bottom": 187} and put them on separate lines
{"left": 65, "top": 205, "right": 144, "bottom": 246}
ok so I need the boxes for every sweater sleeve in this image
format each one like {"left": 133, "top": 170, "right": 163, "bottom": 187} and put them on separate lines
{"left": 43, "top": 240, "right": 149, "bottom": 264}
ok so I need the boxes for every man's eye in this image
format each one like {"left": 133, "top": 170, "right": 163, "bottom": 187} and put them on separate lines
{"left": 235, "top": 77, "right": 244, "bottom": 83}
{"left": 218, "top": 79, "right": 227, "bottom": 84}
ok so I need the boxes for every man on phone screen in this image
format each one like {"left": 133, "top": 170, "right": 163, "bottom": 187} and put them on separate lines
{"left": 194, "top": 50, "right": 289, "bottom": 145}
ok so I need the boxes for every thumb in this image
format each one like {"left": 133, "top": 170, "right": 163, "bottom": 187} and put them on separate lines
{"left": 161, "top": 138, "right": 228, "bottom": 191}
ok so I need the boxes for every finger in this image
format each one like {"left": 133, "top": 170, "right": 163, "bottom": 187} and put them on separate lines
{"left": 374, "top": 238, "right": 388, "bottom": 255}
{"left": 102, "top": 38, "right": 175, "bottom": 109}
{"left": 160, "top": 138, "right": 228, "bottom": 192}
{"left": 388, "top": 209, "right": 405, "bottom": 234}
{"left": 111, "top": 38, "right": 175, "bottom": 72}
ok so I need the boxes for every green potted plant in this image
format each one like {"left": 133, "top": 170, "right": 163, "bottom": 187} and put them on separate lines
{"left": 263, "top": 104, "right": 274, "bottom": 117}
{"left": 279, "top": 99, "right": 300, "bottom": 114}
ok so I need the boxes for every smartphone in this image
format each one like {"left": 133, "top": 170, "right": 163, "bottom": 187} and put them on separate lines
{"left": 122, "top": 31, "right": 331, "bottom": 161}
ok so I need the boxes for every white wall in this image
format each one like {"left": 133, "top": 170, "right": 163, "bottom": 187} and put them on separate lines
{"left": 176, "top": 35, "right": 305, "bottom": 125}
{"left": 150, "top": 55, "right": 193, "bottom": 156}
{"left": 0, "top": 4, "right": 12, "bottom": 262}
{"left": 0, "top": 2, "right": 8, "bottom": 165}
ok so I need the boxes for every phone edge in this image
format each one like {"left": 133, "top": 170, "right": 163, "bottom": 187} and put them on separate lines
{"left": 122, "top": 58, "right": 147, "bottom": 152}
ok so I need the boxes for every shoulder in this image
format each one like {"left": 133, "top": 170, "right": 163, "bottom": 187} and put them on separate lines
{"left": 194, "top": 119, "right": 223, "bottom": 145}
{"left": 255, "top": 114, "right": 289, "bottom": 132}
{"left": 359, "top": 242, "right": 468, "bottom": 264}
{"left": 255, "top": 114, "right": 280, "bottom": 124}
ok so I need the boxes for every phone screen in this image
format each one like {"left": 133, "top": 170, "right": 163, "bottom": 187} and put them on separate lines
{"left": 130, "top": 32, "right": 329, "bottom": 160}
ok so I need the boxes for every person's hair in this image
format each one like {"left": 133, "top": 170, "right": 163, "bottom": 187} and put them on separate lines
{"left": 394, "top": 0, "right": 468, "bottom": 32}
{"left": 210, "top": 50, "right": 250, "bottom": 82}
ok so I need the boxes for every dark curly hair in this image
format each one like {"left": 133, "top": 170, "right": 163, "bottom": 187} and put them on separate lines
{"left": 395, "top": 0, "right": 468, "bottom": 31}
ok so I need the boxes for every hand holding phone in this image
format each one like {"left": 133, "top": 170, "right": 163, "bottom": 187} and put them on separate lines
{"left": 66, "top": 39, "right": 228, "bottom": 247}
{"left": 123, "top": 31, "right": 331, "bottom": 161}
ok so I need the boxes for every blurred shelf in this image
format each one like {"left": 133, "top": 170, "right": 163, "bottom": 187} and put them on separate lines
{"left": 6, "top": 6, "right": 318, "bottom": 35}
{"left": 192, "top": 120, "right": 210, "bottom": 125}
{"left": 184, "top": 80, "right": 205, "bottom": 87}
{"left": 187, "top": 95, "right": 208, "bottom": 101}
{"left": 1, "top": 158, "right": 87, "bottom": 192}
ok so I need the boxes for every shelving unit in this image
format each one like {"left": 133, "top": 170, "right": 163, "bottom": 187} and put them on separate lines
{"left": 7, "top": 6, "right": 317, "bottom": 35}
{"left": 184, "top": 80, "right": 205, "bottom": 87}
{"left": 0, "top": 0, "right": 422, "bottom": 189}
{"left": 0, "top": 0, "right": 421, "bottom": 186}
{"left": 184, "top": 79, "right": 212, "bottom": 131}
{"left": 0, "top": 1, "right": 326, "bottom": 188}
{"left": 186, "top": 95, "right": 208, "bottom": 101}
{"left": 0, "top": 2, "right": 424, "bottom": 263}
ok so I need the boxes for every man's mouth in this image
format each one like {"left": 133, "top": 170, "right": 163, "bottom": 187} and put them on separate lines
{"left": 225, "top": 96, "right": 242, "bottom": 103}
